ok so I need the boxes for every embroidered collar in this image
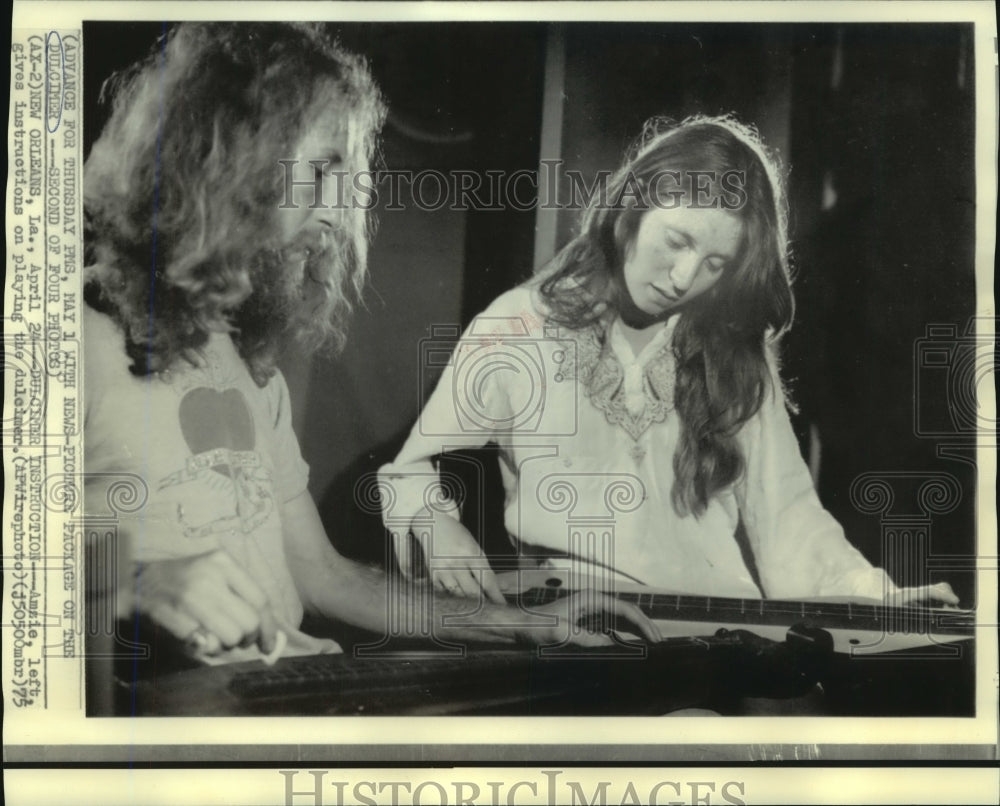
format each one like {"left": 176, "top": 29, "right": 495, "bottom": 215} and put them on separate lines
{"left": 557, "top": 318, "right": 678, "bottom": 442}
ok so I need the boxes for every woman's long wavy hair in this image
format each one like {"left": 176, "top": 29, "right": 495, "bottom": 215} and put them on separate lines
{"left": 84, "top": 22, "right": 386, "bottom": 385}
{"left": 536, "top": 115, "right": 795, "bottom": 516}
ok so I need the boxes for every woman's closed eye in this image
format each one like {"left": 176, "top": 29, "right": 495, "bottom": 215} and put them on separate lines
{"left": 665, "top": 232, "right": 688, "bottom": 251}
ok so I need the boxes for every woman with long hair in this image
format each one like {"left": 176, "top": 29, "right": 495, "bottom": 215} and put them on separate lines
{"left": 379, "top": 115, "right": 957, "bottom": 608}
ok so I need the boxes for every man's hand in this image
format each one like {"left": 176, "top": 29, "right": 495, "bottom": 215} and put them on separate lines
{"left": 134, "top": 550, "right": 279, "bottom": 657}
{"left": 522, "top": 591, "right": 663, "bottom": 647}
{"left": 282, "top": 491, "right": 659, "bottom": 649}
{"left": 423, "top": 513, "right": 505, "bottom": 605}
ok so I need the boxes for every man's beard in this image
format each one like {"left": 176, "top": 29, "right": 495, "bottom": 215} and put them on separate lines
{"left": 234, "top": 225, "right": 359, "bottom": 359}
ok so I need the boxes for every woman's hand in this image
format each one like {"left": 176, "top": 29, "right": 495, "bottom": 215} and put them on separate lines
{"left": 421, "top": 514, "right": 505, "bottom": 605}
{"left": 525, "top": 591, "right": 663, "bottom": 647}
{"left": 134, "top": 550, "right": 279, "bottom": 657}
{"left": 889, "top": 581, "right": 961, "bottom": 608}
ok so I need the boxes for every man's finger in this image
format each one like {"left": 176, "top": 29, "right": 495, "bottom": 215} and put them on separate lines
{"left": 217, "top": 553, "right": 280, "bottom": 651}
{"left": 147, "top": 602, "right": 224, "bottom": 657}
{"left": 184, "top": 597, "right": 246, "bottom": 649}
{"left": 147, "top": 601, "right": 200, "bottom": 643}
{"left": 219, "top": 554, "right": 271, "bottom": 611}
{"left": 256, "top": 605, "right": 279, "bottom": 655}
{"left": 216, "top": 590, "right": 264, "bottom": 637}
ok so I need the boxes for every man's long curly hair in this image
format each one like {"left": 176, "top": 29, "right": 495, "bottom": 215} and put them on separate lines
{"left": 84, "top": 22, "right": 386, "bottom": 386}
{"left": 536, "top": 115, "right": 795, "bottom": 517}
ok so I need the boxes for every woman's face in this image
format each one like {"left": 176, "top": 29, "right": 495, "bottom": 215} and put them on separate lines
{"left": 621, "top": 203, "right": 743, "bottom": 318}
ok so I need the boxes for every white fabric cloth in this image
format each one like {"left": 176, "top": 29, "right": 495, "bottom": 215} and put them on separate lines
{"left": 379, "top": 285, "right": 896, "bottom": 601}
{"left": 84, "top": 307, "right": 339, "bottom": 661}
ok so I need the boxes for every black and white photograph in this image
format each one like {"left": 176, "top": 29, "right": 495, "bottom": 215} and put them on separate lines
{"left": 3, "top": 1, "right": 998, "bottom": 803}
{"left": 79, "top": 15, "right": 983, "bottom": 718}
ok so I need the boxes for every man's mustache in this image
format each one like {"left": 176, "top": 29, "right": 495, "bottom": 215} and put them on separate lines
{"left": 280, "top": 228, "right": 341, "bottom": 296}
{"left": 283, "top": 226, "right": 329, "bottom": 266}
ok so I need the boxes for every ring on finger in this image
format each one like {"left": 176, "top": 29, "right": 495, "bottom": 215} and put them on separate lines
{"left": 184, "top": 626, "right": 215, "bottom": 654}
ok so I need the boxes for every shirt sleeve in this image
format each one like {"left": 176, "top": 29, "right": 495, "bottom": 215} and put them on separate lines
{"left": 377, "top": 287, "right": 537, "bottom": 575}
{"left": 735, "top": 349, "right": 897, "bottom": 600}
{"left": 264, "top": 369, "right": 311, "bottom": 505}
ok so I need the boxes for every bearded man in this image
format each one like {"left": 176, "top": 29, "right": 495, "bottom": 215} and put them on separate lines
{"left": 83, "top": 22, "right": 657, "bottom": 667}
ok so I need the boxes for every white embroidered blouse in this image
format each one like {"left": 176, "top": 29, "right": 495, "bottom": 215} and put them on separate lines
{"left": 378, "top": 285, "right": 896, "bottom": 601}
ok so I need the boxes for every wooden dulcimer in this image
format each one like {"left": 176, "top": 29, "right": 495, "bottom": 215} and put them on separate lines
{"left": 496, "top": 569, "right": 975, "bottom": 656}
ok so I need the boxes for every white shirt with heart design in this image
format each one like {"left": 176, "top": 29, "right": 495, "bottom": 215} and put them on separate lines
{"left": 84, "top": 306, "right": 338, "bottom": 660}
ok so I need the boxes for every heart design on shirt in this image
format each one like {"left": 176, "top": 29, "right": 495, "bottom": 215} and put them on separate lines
{"left": 178, "top": 387, "right": 256, "bottom": 477}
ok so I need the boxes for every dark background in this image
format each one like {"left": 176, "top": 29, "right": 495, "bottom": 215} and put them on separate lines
{"left": 83, "top": 22, "right": 979, "bottom": 603}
